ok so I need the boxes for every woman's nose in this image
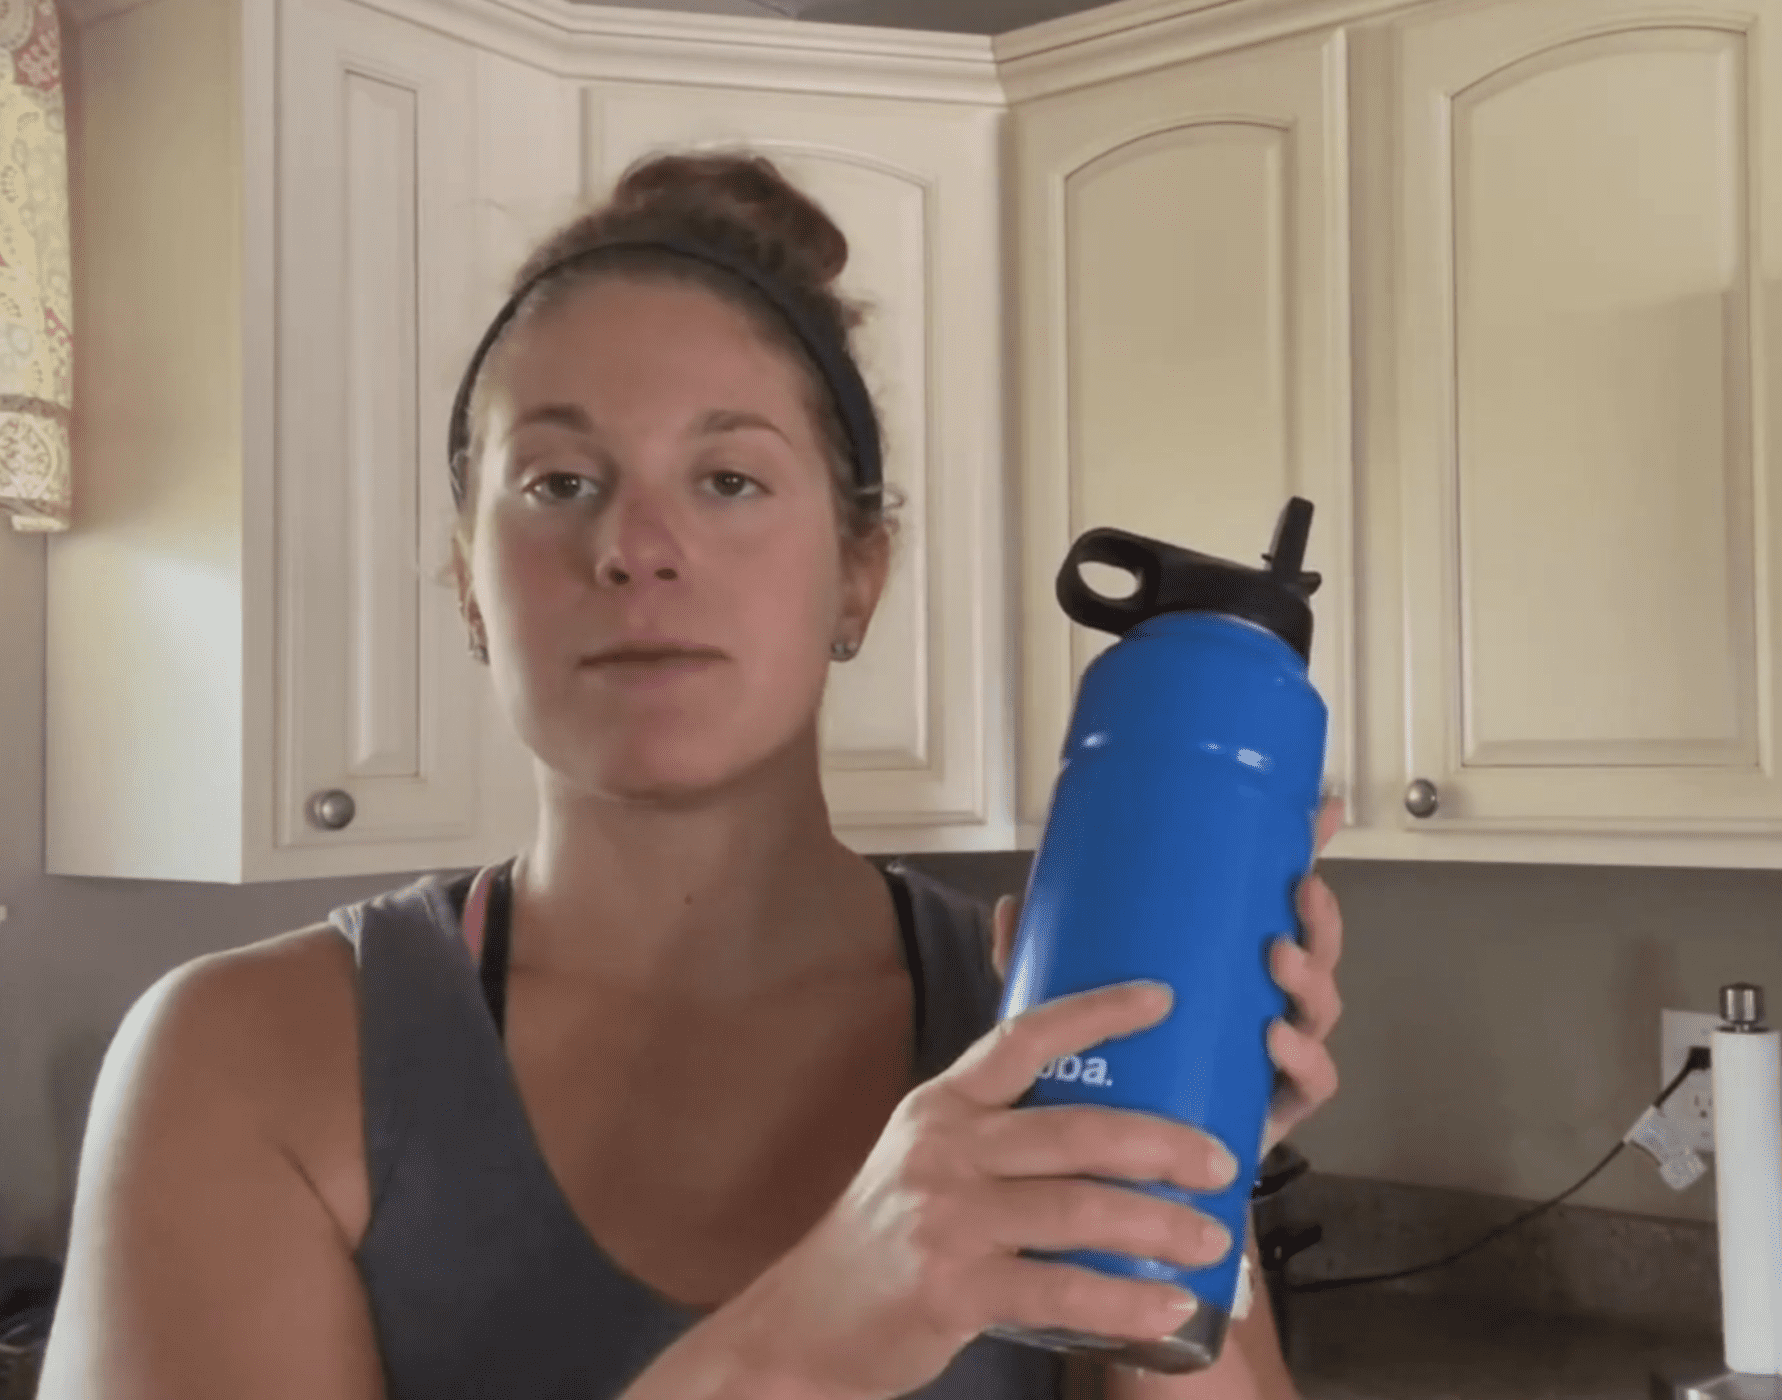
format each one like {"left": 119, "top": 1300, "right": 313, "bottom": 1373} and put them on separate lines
{"left": 591, "top": 488, "right": 685, "bottom": 587}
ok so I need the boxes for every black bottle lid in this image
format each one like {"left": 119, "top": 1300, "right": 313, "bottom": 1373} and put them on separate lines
{"left": 1055, "top": 497, "right": 1322, "bottom": 661}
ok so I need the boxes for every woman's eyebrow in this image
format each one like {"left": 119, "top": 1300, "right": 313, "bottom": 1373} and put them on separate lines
{"left": 502, "top": 405, "right": 785, "bottom": 444}
{"left": 692, "top": 407, "right": 789, "bottom": 443}
{"left": 502, "top": 403, "right": 595, "bottom": 442}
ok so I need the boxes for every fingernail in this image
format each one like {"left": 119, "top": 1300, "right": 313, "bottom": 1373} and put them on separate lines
{"left": 1136, "top": 979, "right": 1175, "bottom": 1008}
{"left": 1169, "top": 1292, "right": 1200, "bottom": 1315}
{"left": 1211, "top": 1146, "right": 1239, "bottom": 1186}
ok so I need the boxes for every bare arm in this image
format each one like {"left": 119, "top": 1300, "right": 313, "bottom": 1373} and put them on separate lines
{"left": 36, "top": 948, "right": 385, "bottom": 1400}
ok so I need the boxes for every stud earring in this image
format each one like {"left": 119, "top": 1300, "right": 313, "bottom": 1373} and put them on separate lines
{"left": 468, "top": 632, "right": 489, "bottom": 664}
{"left": 830, "top": 638, "right": 859, "bottom": 662}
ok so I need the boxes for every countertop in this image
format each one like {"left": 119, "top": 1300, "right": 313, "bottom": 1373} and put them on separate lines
{"left": 1283, "top": 1287, "right": 1726, "bottom": 1400}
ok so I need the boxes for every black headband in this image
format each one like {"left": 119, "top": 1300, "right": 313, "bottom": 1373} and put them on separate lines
{"left": 446, "top": 236, "right": 883, "bottom": 506}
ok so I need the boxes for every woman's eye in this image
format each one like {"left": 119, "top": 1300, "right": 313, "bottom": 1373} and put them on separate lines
{"left": 707, "top": 470, "right": 764, "bottom": 499}
{"left": 525, "top": 470, "right": 600, "bottom": 503}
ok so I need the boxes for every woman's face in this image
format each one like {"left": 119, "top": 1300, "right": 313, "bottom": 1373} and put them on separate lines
{"left": 459, "top": 275, "right": 887, "bottom": 804}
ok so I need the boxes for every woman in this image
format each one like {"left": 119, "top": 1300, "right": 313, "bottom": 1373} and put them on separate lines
{"left": 38, "top": 151, "right": 1346, "bottom": 1400}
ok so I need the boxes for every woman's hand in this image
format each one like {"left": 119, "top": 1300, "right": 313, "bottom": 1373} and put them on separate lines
{"left": 714, "top": 981, "right": 1248, "bottom": 1400}
{"left": 1258, "top": 795, "right": 1346, "bottom": 1156}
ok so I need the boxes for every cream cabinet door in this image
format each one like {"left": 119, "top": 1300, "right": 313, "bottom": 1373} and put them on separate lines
{"left": 1390, "top": 0, "right": 1782, "bottom": 840}
{"left": 1010, "top": 30, "right": 1355, "bottom": 843}
{"left": 579, "top": 82, "right": 1010, "bottom": 851}
{"left": 276, "top": 0, "right": 490, "bottom": 860}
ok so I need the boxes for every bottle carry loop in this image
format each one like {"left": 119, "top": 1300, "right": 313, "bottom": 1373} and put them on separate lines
{"left": 1055, "top": 499, "right": 1323, "bottom": 659}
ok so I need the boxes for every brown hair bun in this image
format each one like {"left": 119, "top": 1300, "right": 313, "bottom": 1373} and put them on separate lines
{"left": 510, "top": 149, "right": 858, "bottom": 332}
{"left": 604, "top": 150, "right": 851, "bottom": 290}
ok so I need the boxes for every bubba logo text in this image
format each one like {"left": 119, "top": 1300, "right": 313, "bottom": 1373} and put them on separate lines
{"left": 1036, "top": 1055, "right": 1113, "bottom": 1087}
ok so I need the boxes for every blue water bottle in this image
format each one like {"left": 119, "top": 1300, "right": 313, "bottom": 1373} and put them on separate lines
{"left": 990, "top": 497, "right": 1328, "bottom": 1374}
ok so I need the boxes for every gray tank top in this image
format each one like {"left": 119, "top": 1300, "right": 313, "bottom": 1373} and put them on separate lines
{"left": 327, "top": 862, "right": 1065, "bottom": 1400}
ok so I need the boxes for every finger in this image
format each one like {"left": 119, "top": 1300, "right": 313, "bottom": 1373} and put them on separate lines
{"left": 945, "top": 981, "right": 1174, "bottom": 1109}
{"left": 972, "top": 1105, "right": 1238, "bottom": 1195}
{"left": 990, "top": 895, "right": 1019, "bottom": 983}
{"left": 981, "top": 1178, "right": 1234, "bottom": 1273}
{"left": 1263, "top": 1020, "right": 1341, "bottom": 1154}
{"left": 1267, "top": 1019, "right": 1340, "bottom": 1113}
{"left": 1314, "top": 794, "right": 1345, "bottom": 856}
{"left": 1270, "top": 937, "right": 1343, "bottom": 1040}
{"left": 1294, "top": 871, "right": 1345, "bottom": 970}
{"left": 976, "top": 1254, "right": 1202, "bottom": 1345}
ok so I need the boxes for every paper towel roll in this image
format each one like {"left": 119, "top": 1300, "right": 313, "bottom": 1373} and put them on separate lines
{"left": 1712, "top": 1023, "right": 1782, "bottom": 1375}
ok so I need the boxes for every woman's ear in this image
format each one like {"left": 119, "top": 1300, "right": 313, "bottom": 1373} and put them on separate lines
{"left": 450, "top": 532, "right": 487, "bottom": 648}
{"left": 838, "top": 524, "right": 892, "bottom": 647}
{"left": 990, "top": 894, "right": 1019, "bottom": 982}
{"left": 450, "top": 531, "right": 473, "bottom": 610}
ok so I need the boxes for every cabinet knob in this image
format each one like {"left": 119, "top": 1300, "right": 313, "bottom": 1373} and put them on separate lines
{"left": 307, "top": 789, "right": 356, "bottom": 831}
{"left": 1404, "top": 779, "right": 1439, "bottom": 819}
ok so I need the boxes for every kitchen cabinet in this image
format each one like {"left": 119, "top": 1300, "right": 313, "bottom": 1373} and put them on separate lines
{"left": 1001, "top": 0, "right": 1782, "bottom": 867}
{"left": 1003, "top": 26, "right": 1356, "bottom": 843}
{"left": 54, "top": 0, "right": 1782, "bottom": 878}
{"left": 1356, "top": 0, "right": 1782, "bottom": 864}
{"left": 51, "top": 0, "right": 1007, "bottom": 880}
{"left": 456, "top": 32, "right": 1013, "bottom": 855}
{"left": 573, "top": 81, "right": 1009, "bottom": 852}
{"left": 274, "top": 0, "right": 525, "bottom": 870}
{"left": 50, "top": 0, "right": 536, "bottom": 881}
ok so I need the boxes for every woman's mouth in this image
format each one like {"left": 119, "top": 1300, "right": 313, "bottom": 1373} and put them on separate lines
{"left": 579, "top": 642, "right": 728, "bottom": 687}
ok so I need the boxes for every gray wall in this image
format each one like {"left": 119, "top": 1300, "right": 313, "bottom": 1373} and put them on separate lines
{"left": 9, "top": 0, "right": 1782, "bottom": 1261}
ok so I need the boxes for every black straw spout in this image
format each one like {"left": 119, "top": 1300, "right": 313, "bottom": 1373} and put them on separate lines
{"left": 1264, "top": 497, "right": 1321, "bottom": 597}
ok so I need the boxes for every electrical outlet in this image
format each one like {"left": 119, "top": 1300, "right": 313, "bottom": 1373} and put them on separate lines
{"left": 1661, "top": 1008, "right": 1720, "bottom": 1154}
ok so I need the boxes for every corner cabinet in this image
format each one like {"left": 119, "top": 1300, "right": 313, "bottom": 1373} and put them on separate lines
{"left": 572, "top": 79, "right": 1010, "bottom": 852}
{"left": 52, "top": 0, "right": 1008, "bottom": 881}
{"left": 1003, "top": 27, "right": 1356, "bottom": 845}
{"left": 454, "top": 24, "right": 1014, "bottom": 856}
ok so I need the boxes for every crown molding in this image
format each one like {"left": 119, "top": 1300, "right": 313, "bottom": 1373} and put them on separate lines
{"left": 368, "top": 0, "right": 1003, "bottom": 103}
{"left": 65, "top": 0, "right": 1003, "bottom": 102}
{"left": 992, "top": 0, "right": 1435, "bottom": 102}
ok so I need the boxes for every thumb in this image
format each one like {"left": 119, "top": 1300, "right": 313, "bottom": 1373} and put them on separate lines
{"left": 990, "top": 894, "right": 1020, "bottom": 982}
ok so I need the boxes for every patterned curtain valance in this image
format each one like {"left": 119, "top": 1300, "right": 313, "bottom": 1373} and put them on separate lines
{"left": 0, "top": 0, "right": 70, "bottom": 533}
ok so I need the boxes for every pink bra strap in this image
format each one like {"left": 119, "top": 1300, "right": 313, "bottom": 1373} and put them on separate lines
{"left": 460, "top": 863, "right": 502, "bottom": 963}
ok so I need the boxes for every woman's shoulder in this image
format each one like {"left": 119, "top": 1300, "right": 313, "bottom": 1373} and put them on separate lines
{"left": 144, "top": 863, "right": 480, "bottom": 1116}
{"left": 94, "top": 865, "right": 481, "bottom": 1245}
{"left": 137, "top": 862, "right": 473, "bottom": 1061}
{"left": 124, "top": 921, "right": 360, "bottom": 1089}
{"left": 46, "top": 916, "right": 397, "bottom": 1396}
{"left": 66, "top": 918, "right": 368, "bottom": 1239}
